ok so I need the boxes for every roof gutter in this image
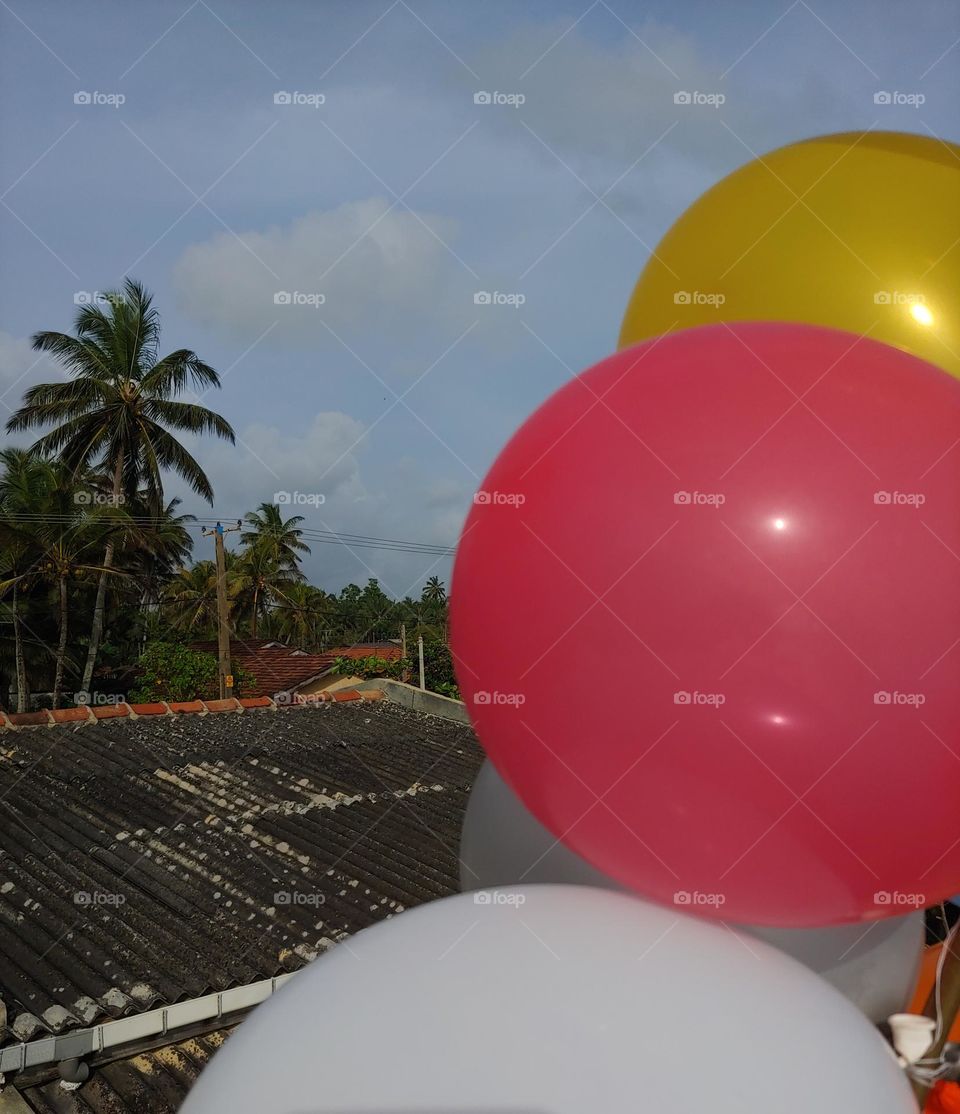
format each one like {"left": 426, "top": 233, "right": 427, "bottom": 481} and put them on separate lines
{"left": 0, "top": 973, "right": 295, "bottom": 1079}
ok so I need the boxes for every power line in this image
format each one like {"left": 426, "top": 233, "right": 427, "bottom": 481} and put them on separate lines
{"left": 3, "top": 513, "right": 456, "bottom": 557}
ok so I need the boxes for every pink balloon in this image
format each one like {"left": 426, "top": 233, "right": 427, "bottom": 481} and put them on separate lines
{"left": 451, "top": 323, "right": 960, "bottom": 926}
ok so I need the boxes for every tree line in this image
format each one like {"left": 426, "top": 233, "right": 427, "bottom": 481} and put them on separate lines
{"left": 0, "top": 280, "right": 450, "bottom": 711}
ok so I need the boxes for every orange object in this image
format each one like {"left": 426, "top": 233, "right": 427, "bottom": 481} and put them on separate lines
{"left": 926, "top": 1081, "right": 960, "bottom": 1113}
{"left": 911, "top": 945, "right": 960, "bottom": 1043}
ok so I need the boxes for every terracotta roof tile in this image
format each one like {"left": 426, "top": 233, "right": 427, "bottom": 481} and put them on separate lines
{"left": 187, "top": 640, "right": 403, "bottom": 700}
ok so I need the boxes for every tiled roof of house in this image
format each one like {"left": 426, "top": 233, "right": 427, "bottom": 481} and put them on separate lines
{"left": 0, "top": 697, "right": 481, "bottom": 1058}
{"left": 186, "top": 640, "right": 404, "bottom": 699}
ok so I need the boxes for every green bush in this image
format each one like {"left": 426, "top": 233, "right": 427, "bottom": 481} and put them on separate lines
{"left": 329, "top": 654, "right": 408, "bottom": 680}
{"left": 130, "top": 642, "right": 254, "bottom": 702}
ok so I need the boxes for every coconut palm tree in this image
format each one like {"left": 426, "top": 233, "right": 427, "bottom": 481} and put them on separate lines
{"left": 269, "top": 582, "right": 332, "bottom": 650}
{"left": 5, "top": 279, "right": 235, "bottom": 691}
{"left": 233, "top": 546, "right": 299, "bottom": 639}
{"left": 121, "top": 495, "right": 196, "bottom": 622}
{"left": 162, "top": 560, "right": 225, "bottom": 635}
{"left": 32, "top": 465, "right": 131, "bottom": 706}
{"left": 240, "top": 502, "right": 311, "bottom": 573}
{"left": 422, "top": 576, "right": 446, "bottom": 604}
{"left": 0, "top": 449, "right": 52, "bottom": 710}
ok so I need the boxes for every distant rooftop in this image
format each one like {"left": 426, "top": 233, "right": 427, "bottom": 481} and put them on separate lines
{"left": 186, "top": 639, "right": 404, "bottom": 699}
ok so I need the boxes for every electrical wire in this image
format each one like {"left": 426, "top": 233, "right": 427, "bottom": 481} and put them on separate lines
{"left": 2, "top": 513, "right": 456, "bottom": 557}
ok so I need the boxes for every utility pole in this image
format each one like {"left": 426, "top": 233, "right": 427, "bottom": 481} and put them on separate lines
{"left": 202, "top": 521, "right": 241, "bottom": 699}
{"left": 417, "top": 635, "right": 425, "bottom": 691}
{"left": 400, "top": 622, "right": 407, "bottom": 661}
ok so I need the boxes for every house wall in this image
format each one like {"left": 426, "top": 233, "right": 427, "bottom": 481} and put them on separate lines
{"left": 296, "top": 673, "right": 363, "bottom": 696}
{"left": 355, "top": 679, "right": 470, "bottom": 724}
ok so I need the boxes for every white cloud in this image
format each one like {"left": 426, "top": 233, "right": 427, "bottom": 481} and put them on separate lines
{"left": 178, "top": 409, "right": 461, "bottom": 594}
{"left": 173, "top": 199, "right": 469, "bottom": 345}
{"left": 467, "top": 18, "right": 864, "bottom": 177}
{"left": 195, "top": 409, "right": 371, "bottom": 516}
{"left": 0, "top": 331, "right": 62, "bottom": 438}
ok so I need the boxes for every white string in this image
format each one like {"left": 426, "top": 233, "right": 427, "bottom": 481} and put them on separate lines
{"left": 905, "top": 910, "right": 957, "bottom": 1086}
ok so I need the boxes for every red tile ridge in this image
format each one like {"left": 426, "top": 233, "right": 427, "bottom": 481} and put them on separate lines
{"left": 0, "top": 685, "right": 391, "bottom": 729}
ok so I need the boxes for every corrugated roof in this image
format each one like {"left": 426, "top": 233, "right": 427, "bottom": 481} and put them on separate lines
{"left": 20, "top": 1027, "right": 234, "bottom": 1113}
{"left": 0, "top": 699, "right": 481, "bottom": 1048}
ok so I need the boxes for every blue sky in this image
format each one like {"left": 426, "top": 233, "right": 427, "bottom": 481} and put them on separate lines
{"left": 1, "top": 0, "right": 957, "bottom": 599}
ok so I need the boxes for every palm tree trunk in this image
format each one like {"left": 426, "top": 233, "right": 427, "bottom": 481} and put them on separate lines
{"left": 81, "top": 456, "right": 122, "bottom": 694}
{"left": 251, "top": 586, "right": 259, "bottom": 638}
{"left": 13, "top": 582, "right": 27, "bottom": 714}
{"left": 53, "top": 575, "right": 68, "bottom": 709}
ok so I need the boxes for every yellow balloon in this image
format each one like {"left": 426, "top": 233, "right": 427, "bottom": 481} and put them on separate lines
{"left": 618, "top": 131, "right": 960, "bottom": 379}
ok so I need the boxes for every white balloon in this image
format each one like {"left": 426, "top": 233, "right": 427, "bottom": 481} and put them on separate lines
{"left": 184, "top": 885, "right": 914, "bottom": 1113}
{"left": 461, "top": 760, "right": 924, "bottom": 1024}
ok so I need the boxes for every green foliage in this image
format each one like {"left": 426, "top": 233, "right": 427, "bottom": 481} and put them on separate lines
{"left": 129, "top": 641, "right": 254, "bottom": 702}
{"left": 420, "top": 639, "right": 459, "bottom": 699}
{"left": 329, "top": 643, "right": 459, "bottom": 699}
{"left": 329, "top": 654, "right": 408, "bottom": 680}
